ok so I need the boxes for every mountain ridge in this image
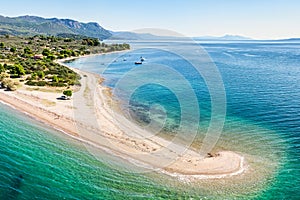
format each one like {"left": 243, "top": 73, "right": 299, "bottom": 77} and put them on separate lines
{"left": 0, "top": 15, "right": 112, "bottom": 40}
{"left": 1, "top": 15, "right": 297, "bottom": 41}
{"left": 192, "top": 34, "right": 252, "bottom": 40}
{"left": 110, "top": 31, "right": 253, "bottom": 41}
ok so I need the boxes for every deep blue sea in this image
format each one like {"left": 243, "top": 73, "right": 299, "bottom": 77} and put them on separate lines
{"left": 1, "top": 40, "right": 300, "bottom": 199}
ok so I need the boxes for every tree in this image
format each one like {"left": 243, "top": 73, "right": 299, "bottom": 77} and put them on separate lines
{"left": 14, "top": 64, "right": 26, "bottom": 77}
{"left": 93, "top": 39, "right": 100, "bottom": 46}
{"left": 0, "top": 73, "right": 9, "bottom": 88}
{"left": 52, "top": 75, "right": 59, "bottom": 83}
{"left": 37, "top": 71, "right": 45, "bottom": 79}
{"left": 47, "top": 54, "right": 56, "bottom": 60}
{"left": 64, "top": 38, "right": 73, "bottom": 42}
{"left": 42, "top": 48, "right": 51, "bottom": 56}
{"left": 0, "top": 64, "right": 4, "bottom": 73}
{"left": 0, "top": 42, "right": 4, "bottom": 48}
{"left": 24, "top": 47, "right": 32, "bottom": 54}
{"left": 82, "top": 38, "right": 100, "bottom": 46}
{"left": 1, "top": 79, "right": 19, "bottom": 91}
{"left": 31, "top": 72, "right": 37, "bottom": 80}
{"left": 1, "top": 78, "right": 9, "bottom": 89}
{"left": 10, "top": 47, "right": 16, "bottom": 53}
{"left": 0, "top": 73, "right": 9, "bottom": 82}
{"left": 6, "top": 80, "right": 19, "bottom": 91}
{"left": 63, "top": 90, "right": 72, "bottom": 97}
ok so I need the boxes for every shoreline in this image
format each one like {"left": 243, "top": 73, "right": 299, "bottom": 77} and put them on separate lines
{"left": 55, "top": 49, "right": 130, "bottom": 64}
{"left": 0, "top": 54, "right": 247, "bottom": 180}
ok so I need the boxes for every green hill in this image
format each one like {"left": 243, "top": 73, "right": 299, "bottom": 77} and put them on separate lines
{"left": 0, "top": 15, "right": 112, "bottom": 40}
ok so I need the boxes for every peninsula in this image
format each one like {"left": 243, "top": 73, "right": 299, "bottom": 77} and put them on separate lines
{"left": 0, "top": 34, "right": 245, "bottom": 180}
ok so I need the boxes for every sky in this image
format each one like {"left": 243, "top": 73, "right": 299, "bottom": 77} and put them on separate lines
{"left": 0, "top": 0, "right": 299, "bottom": 39}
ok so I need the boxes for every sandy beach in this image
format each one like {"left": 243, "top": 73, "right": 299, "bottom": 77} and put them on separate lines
{"left": 0, "top": 57, "right": 246, "bottom": 180}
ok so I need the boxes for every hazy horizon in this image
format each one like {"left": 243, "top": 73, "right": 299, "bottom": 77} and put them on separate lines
{"left": 0, "top": 0, "right": 300, "bottom": 40}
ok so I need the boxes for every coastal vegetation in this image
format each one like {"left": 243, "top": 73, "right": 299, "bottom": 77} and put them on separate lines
{"left": 63, "top": 90, "right": 72, "bottom": 97}
{"left": 0, "top": 35, "right": 130, "bottom": 90}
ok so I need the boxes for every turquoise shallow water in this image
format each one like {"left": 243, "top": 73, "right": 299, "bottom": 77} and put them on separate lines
{"left": 1, "top": 41, "right": 300, "bottom": 199}
{"left": 0, "top": 104, "right": 197, "bottom": 199}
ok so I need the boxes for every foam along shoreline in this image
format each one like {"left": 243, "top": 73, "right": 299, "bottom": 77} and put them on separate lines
{"left": 0, "top": 57, "right": 246, "bottom": 180}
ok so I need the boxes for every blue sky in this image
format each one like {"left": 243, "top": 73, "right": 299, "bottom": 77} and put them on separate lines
{"left": 0, "top": 0, "right": 299, "bottom": 39}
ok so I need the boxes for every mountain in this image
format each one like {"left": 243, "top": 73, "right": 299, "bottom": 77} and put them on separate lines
{"left": 0, "top": 15, "right": 112, "bottom": 40}
{"left": 276, "top": 38, "right": 300, "bottom": 42}
{"left": 110, "top": 32, "right": 253, "bottom": 41}
{"left": 193, "top": 34, "right": 252, "bottom": 40}
{"left": 109, "top": 31, "right": 173, "bottom": 40}
{"left": 109, "top": 31, "right": 142, "bottom": 40}
{"left": 0, "top": 15, "right": 254, "bottom": 41}
{"left": 110, "top": 31, "right": 191, "bottom": 40}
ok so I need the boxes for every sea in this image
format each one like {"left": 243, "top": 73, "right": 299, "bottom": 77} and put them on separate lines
{"left": 0, "top": 40, "right": 299, "bottom": 199}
